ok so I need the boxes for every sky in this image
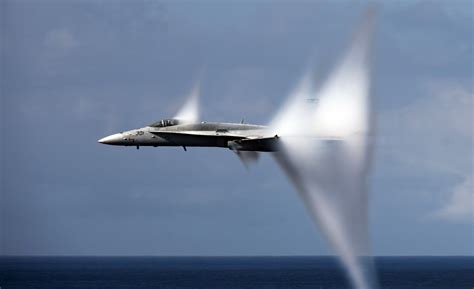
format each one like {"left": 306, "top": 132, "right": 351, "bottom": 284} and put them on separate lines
{"left": 0, "top": 0, "right": 472, "bottom": 256}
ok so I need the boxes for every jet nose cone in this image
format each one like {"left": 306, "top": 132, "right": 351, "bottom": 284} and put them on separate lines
{"left": 98, "top": 133, "right": 123, "bottom": 145}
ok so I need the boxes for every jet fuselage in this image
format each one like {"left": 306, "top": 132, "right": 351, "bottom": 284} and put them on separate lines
{"left": 98, "top": 120, "right": 275, "bottom": 151}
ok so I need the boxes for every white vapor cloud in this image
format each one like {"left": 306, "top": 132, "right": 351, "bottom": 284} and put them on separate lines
{"left": 44, "top": 28, "right": 79, "bottom": 51}
{"left": 174, "top": 82, "right": 200, "bottom": 123}
{"left": 433, "top": 176, "right": 473, "bottom": 222}
{"left": 272, "top": 10, "right": 377, "bottom": 289}
{"left": 380, "top": 81, "right": 473, "bottom": 222}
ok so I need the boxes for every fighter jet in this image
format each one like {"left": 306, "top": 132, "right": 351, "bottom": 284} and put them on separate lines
{"left": 97, "top": 118, "right": 279, "bottom": 152}
{"left": 98, "top": 87, "right": 280, "bottom": 165}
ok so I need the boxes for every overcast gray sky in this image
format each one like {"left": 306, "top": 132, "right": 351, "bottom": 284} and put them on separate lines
{"left": 1, "top": 0, "right": 472, "bottom": 256}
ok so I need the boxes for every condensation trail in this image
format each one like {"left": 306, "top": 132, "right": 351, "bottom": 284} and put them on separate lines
{"left": 175, "top": 82, "right": 200, "bottom": 124}
{"left": 271, "top": 10, "right": 377, "bottom": 289}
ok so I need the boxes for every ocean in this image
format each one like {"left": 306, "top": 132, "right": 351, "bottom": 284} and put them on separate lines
{"left": 0, "top": 256, "right": 472, "bottom": 289}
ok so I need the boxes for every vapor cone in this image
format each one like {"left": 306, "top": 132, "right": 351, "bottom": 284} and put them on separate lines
{"left": 175, "top": 82, "right": 200, "bottom": 123}
{"left": 271, "top": 11, "right": 377, "bottom": 289}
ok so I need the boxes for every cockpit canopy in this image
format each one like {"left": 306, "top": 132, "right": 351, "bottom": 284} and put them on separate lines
{"left": 149, "top": 118, "right": 181, "bottom": 128}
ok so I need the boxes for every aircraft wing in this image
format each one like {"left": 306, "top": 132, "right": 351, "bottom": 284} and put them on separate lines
{"left": 149, "top": 130, "right": 246, "bottom": 148}
{"left": 149, "top": 130, "right": 246, "bottom": 139}
{"left": 227, "top": 136, "right": 280, "bottom": 152}
{"left": 150, "top": 130, "right": 281, "bottom": 152}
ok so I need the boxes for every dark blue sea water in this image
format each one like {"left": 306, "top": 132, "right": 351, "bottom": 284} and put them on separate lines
{"left": 0, "top": 256, "right": 472, "bottom": 289}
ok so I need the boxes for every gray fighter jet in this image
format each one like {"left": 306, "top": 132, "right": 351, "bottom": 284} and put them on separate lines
{"left": 98, "top": 89, "right": 279, "bottom": 164}
{"left": 98, "top": 119, "right": 279, "bottom": 152}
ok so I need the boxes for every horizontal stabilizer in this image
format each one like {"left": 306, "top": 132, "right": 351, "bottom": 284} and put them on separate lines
{"left": 228, "top": 136, "right": 280, "bottom": 152}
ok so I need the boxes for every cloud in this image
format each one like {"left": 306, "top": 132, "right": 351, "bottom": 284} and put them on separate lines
{"left": 41, "top": 28, "right": 80, "bottom": 75}
{"left": 44, "top": 28, "right": 79, "bottom": 51}
{"left": 433, "top": 176, "right": 473, "bottom": 222}
{"left": 379, "top": 81, "right": 473, "bottom": 221}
